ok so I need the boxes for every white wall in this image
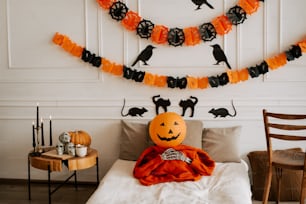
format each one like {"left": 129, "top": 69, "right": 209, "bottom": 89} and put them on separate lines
{"left": 0, "top": 0, "right": 306, "bottom": 182}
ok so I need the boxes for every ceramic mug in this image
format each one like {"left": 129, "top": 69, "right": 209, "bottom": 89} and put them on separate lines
{"left": 76, "top": 144, "right": 87, "bottom": 157}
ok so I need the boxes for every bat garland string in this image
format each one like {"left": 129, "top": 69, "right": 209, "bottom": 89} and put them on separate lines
{"left": 53, "top": 32, "right": 306, "bottom": 91}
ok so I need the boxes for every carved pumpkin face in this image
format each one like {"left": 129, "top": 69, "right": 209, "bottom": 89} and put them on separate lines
{"left": 149, "top": 112, "right": 186, "bottom": 148}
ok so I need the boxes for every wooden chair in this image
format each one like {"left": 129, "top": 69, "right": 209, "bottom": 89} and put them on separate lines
{"left": 262, "top": 109, "right": 306, "bottom": 204}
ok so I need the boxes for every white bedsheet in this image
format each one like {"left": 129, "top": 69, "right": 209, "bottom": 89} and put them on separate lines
{"left": 87, "top": 159, "right": 252, "bottom": 204}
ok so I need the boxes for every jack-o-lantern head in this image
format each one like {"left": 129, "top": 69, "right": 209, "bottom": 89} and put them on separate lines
{"left": 149, "top": 112, "right": 186, "bottom": 148}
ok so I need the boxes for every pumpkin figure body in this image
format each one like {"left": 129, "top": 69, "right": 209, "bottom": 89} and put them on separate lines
{"left": 149, "top": 112, "right": 186, "bottom": 148}
{"left": 68, "top": 130, "right": 92, "bottom": 147}
{"left": 134, "top": 112, "right": 215, "bottom": 186}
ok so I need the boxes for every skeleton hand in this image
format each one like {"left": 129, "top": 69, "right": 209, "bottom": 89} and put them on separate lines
{"left": 160, "top": 148, "right": 192, "bottom": 164}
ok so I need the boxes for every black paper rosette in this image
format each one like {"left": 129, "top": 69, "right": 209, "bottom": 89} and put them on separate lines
{"left": 136, "top": 20, "right": 154, "bottom": 39}
{"left": 199, "top": 23, "right": 217, "bottom": 42}
{"left": 226, "top": 6, "right": 247, "bottom": 25}
{"left": 168, "top": 28, "right": 185, "bottom": 47}
{"left": 109, "top": 2, "right": 128, "bottom": 21}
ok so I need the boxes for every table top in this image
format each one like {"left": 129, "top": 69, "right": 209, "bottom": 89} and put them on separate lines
{"left": 29, "top": 148, "right": 98, "bottom": 172}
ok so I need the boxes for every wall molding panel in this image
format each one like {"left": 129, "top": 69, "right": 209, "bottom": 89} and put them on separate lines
{"left": 2, "top": 0, "right": 101, "bottom": 83}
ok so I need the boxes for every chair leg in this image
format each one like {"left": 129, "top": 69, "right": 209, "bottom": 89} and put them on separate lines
{"left": 262, "top": 165, "right": 273, "bottom": 204}
{"left": 275, "top": 167, "right": 282, "bottom": 204}
{"left": 300, "top": 171, "right": 306, "bottom": 204}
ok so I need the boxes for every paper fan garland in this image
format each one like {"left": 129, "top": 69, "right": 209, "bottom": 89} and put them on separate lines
{"left": 52, "top": 32, "right": 306, "bottom": 91}
{"left": 96, "top": 0, "right": 264, "bottom": 47}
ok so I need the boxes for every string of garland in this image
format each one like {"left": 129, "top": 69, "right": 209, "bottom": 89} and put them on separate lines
{"left": 52, "top": 32, "right": 306, "bottom": 90}
{"left": 96, "top": 0, "right": 264, "bottom": 47}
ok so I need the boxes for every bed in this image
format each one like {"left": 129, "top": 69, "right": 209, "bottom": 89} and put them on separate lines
{"left": 86, "top": 120, "right": 252, "bottom": 204}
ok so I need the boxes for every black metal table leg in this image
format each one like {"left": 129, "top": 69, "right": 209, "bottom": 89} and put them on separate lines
{"left": 96, "top": 157, "right": 99, "bottom": 185}
{"left": 74, "top": 170, "right": 78, "bottom": 190}
{"left": 27, "top": 155, "right": 31, "bottom": 200}
{"left": 48, "top": 165, "right": 51, "bottom": 204}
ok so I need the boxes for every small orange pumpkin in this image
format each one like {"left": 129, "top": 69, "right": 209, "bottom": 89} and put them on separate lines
{"left": 68, "top": 130, "right": 92, "bottom": 147}
{"left": 149, "top": 112, "right": 186, "bottom": 148}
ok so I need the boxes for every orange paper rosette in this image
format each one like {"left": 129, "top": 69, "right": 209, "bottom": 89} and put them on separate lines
{"left": 101, "top": 58, "right": 114, "bottom": 73}
{"left": 61, "top": 38, "right": 75, "bottom": 53}
{"left": 111, "top": 64, "right": 124, "bottom": 76}
{"left": 238, "top": 68, "right": 249, "bottom": 81}
{"left": 96, "top": 0, "right": 117, "bottom": 9}
{"left": 298, "top": 40, "right": 306, "bottom": 53}
{"left": 154, "top": 75, "right": 167, "bottom": 87}
{"left": 121, "top": 11, "right": 141, "bottom": 31}
{"left": 211, "top": 15, "right": 232, "bottom": 35}
{"left": 70, "top": 45, "right": 84, "bottom": 57}
{"left": 227, "top": 70, "right": 240, "bottom": 84}
{"left": 144, "top": 73, "right": 156, "bottom": 86}
{"left": 187, "top": 76, "right": 198, "bottom": 89}
{"left": 52, "top": 32, "right": 65, "bottom": 46}
{"left": 266, "top": 53, "right": 287, "bottom": 70}
{"left": 198, "top": 77, "right": 209, "bottom": 89}
{"left": 238, "top": 0, "right": 260, "bottom": 15}
{"left": 151, "top": 25, "right": 169, "bottom": 44}
{"left": 184, "top": 27, "right": 201, "bottom": 46}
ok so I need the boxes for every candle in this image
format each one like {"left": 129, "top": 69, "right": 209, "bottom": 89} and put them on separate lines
{"left": 49, "top": 115, "right": 52, "bottom": 146}
{"left": 41, "top": 118, "right": 44, "bottom": 146}
{"left": 32, "top": 121, "right": 36, "bottom": 149}
{"left": 36, "top": 103, "right": 39, "bottom": 128}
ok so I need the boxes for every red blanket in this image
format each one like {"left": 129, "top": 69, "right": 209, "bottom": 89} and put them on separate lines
{"left": 133, "top": 144, "right": 215, "bottom": 185}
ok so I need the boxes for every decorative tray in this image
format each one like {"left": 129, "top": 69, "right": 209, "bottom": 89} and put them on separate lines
{"left": 42, "top": 149, "right": 74, "bottom": 160}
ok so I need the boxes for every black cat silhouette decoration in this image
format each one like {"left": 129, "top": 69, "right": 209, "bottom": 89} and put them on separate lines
{"left": 121, "top": 99, "right": 148, "bottom": 117}
{"left": 208, "top": 100, "right": 237, "bottom": 118}
{"left": 152, "top": 95, "right": 171, "bottom": 115}
{"left": 179, "top": 96, "right": 198, "bottom": 117}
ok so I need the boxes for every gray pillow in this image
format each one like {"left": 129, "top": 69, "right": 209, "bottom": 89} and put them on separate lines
{"left": 202, "top": 126, "right": 241, "bottom": 162}
{"left": 119, "top": 120, "right": 149, "bottom": 161}
{"left": 183, "top": 120, "right": 203, "bottom": 148}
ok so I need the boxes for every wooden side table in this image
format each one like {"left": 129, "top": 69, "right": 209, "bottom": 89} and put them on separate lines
{"left": 28, "top": 148, "right": 99, "bottom": 204}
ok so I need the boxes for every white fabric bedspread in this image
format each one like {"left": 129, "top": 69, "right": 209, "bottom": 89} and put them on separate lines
{"left": 87, "top": 159, "right": 252, "bottom": 204}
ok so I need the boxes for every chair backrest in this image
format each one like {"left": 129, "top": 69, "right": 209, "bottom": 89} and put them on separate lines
{"left": 262, "top": 109, "right": 306, "bottom": 162}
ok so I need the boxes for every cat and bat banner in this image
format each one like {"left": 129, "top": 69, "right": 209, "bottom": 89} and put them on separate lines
{"left": 121, "top": 96, "right": 237, "bottom": 118}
